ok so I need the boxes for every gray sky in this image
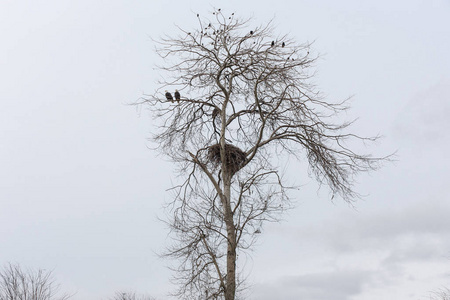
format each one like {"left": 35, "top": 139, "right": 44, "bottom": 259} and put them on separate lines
{"left": 1, "top": 0, "right": 449, "bottom": 299}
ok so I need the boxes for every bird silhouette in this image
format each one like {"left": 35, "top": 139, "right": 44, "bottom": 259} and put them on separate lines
{"left": 165, "top": 91, "right": 174, "bottom": 102}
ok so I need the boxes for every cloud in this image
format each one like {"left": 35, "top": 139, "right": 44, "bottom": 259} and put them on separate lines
{"left": 251, "top": 199, "right": 450, "bottom": 300}
{"left": 393, "top": 79, "right": 450, "bottom": 144}
{"left": 296, "top": 199, "right": 450, "bottom": 254}
{"left": 251, "top": 269, "right": 373, "bottom": 300}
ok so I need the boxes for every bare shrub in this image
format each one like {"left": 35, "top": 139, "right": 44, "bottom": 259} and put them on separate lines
{"left": 0, "top": 263, "right": 71, "bottom": 300}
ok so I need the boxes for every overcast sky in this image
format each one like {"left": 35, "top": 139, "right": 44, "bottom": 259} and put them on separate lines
{"left": 1, "top": 0, "right": 449, "bottom": 299}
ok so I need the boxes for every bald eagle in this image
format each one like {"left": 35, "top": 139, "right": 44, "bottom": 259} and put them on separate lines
{"left": 165, "top": 91, "right": 174, "bottom": 102}
{"left": 174, "top": 90, "right": 181, "bottom": 101}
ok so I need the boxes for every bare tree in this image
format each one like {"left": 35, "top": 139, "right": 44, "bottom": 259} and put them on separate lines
{"left": 429, "top": 288, "right": 450, "bottom": 300}
{"left": 140, "top": 10, "right": 388, "bottom": 300}
{"left": 0, "top": 263, "right": 71, "bottom": 300}
{"left": 109, "top": 291, "right": 155, "bottom": 300}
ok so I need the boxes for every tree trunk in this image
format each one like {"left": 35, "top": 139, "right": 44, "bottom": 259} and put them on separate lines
{"left": 223, "top": 175, "right": 236, "bottom": 300}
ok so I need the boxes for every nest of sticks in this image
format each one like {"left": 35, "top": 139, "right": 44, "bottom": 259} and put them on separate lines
{"left": 207, "top": 143, "right": 246, "bottom": 174}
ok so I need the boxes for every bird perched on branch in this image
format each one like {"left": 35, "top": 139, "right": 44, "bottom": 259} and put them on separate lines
{"left": 165, "top": 91, "right": 174, "bottom": 102}
{"left": 282, "top": 42, "right": 285, "bottom": 47}
{"left": 212, "top": 107, "right": 220, "bottom": 119}
{"left": 271, "top": 41, "right": 275, "bottom": 47}
{"left": 212, "top": 108, "right": 221, "bottom": 136}
{"left": 174, "top": 90, "right": 181, "bottom": 102}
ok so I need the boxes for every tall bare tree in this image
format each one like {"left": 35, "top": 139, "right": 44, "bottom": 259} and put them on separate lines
{"left": 0, "top": 263, "right": 71, "bottom": 300}
{"left": 140, "top": 10, "right": 387, "bottom": 300}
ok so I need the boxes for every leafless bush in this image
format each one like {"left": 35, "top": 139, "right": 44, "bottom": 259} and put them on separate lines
{"left": 429, "top": 288, "right": 450, "bottom": 300}
{"left": 109, "top": 291, "right": 155, "bottom": 300}
{"left": 0, "top": 263, "right": 71, "bottom": 300}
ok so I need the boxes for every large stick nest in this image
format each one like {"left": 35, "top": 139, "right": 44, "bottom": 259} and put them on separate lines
{"left": 207, "top": 143, "right": 247, "bottom": 174}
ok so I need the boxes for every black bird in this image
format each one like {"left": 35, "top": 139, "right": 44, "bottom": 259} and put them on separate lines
{"left": 174, "top": 90, "right": 181, "bottom": 101}
{"left": 282, "top": 42, "right": 285, "bottom": 47}
{"left": 271, "top": 41, "right": 275, "bottom": 47}
{"left": 212, "top": 107, "right": 220, "bottom": 118}
{"left": 212, "top": 108, "right": 221, "bottom": 136}
{"left": 165, "top": 90, "right": 174, "bottom": 102}
{"left": 250, "top": 30, "right": 253, "bottom": 35}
